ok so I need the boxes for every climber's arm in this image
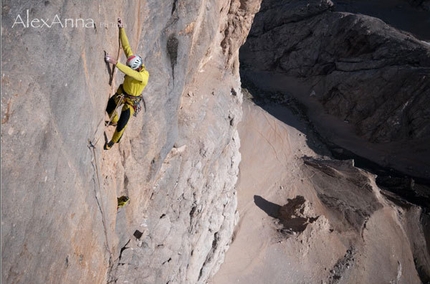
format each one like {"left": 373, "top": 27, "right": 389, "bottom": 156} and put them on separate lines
{"left": 119, "top": 27, "right": 133, "bottom": 58}
{"left": 105, "top": 53, "right": 148, "bottom": 83}
{"left": 116, "top": 62, "right": 149, "bottom": 83}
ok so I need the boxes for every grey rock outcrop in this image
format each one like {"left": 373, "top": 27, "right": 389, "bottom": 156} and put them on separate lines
{"left": 240, "top": 0, "right": 430, "bottom": 180}
{"left": 302, "top": 157, "right": 430, "bottom": 283}
{"left": 1, "top": 0, "right": 261, "bottom": 283}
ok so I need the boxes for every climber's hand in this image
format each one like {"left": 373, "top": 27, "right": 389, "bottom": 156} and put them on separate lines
{"left": 105, "top": 53, "right": 117, "bottom": 65}
{"left": 117, "top": 18, "right": 123, "bottom": 28}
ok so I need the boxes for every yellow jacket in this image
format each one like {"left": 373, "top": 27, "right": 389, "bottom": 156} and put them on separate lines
{"left": 116, "top": 28, "right": 149, "bottom": 96}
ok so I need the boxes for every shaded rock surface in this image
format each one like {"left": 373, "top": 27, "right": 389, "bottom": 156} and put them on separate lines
{"left": 212, "top": 100, "right": 430, "bottom": 284}
{"left": 1, "top": 0, "right": 261, "bottom": 283}
{"left": 240, "top": 0, "right": 430, "bottom": 181}
{"left": 230, "top": 2, "right": 430, "bottom": 282}
{"left": 333, "top": 0, "right": 430, "bottom": 39}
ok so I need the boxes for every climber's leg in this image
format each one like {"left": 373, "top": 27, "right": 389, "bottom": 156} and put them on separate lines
{"left": 106, "top": 92, "right": 122, "bottom": 125}
{"left": 110, "top": 103, "right": 135, "bottom": 144}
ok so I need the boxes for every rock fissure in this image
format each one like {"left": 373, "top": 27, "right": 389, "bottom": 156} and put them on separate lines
{"left": 89, "top": 146, "right": 114, "bottom": 258}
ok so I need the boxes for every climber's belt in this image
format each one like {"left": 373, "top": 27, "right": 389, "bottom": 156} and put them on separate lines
{"left": 119, "top": 90, "right": 140, "bottom": 104}
{"left": 119, "top": 91, "right": 144, "bottom": 116}
{"left": 116, "top": 84, "right": 145, "bottom": 116}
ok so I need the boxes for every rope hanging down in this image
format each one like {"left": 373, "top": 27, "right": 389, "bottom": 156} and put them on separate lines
{"left": 89, "top": 31, "right": 122, "bottom": 148}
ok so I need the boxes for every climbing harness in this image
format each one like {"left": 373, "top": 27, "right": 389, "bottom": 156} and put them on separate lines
{"left": 121, "top": 92, "right": 146, "bottom": 117}
{"left": 114, "top": 84, "right": 146, "bottom": 117}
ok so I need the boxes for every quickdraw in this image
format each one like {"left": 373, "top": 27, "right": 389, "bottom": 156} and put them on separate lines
{"left": 133, "top": 99, "right": 142, "bottom": 116}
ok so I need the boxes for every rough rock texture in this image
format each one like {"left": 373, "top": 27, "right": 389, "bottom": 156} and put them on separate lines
{"left": 213, "top": 100, "right": 430, "bottom": 284}
{"left": 240, "top": 0, "right": 430, "bottom": 180}
{"left": 333, "top": 0, "right": 430, "bottom": 39}
{"left": 3, "top": 1, "right": 430, "bottom": 284}
{"left": 303, "top": 158, "right": 430, "bottom": 284}
{"left": 214, "top": 2, "right": 430, "bottom": 280}
{"left": 1, "top": 0, "right": 260, "bottom": 283}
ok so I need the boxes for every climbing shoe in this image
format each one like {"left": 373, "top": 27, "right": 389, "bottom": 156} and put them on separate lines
{"left": 104, "top": 141, "right": 114, "bottom": 150}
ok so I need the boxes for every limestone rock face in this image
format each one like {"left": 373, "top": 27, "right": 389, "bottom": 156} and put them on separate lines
{"left": 212, "top": 101, "right": 430, "bottom": 284}
{"left": 1, "top": 0, "right": 260, "bottom": 283}
{"left": 301, "top": 158, "right": 429, "bottom": 283}
{"left": 240, "top": 0, "right": 430, "bottom": 180}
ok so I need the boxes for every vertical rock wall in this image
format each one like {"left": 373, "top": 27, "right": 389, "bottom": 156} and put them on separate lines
{"left": 1, "top": 0, "right": 261, "bottom": 283}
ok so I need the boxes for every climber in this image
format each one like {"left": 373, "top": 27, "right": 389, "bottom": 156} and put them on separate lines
{"left": 104, "top": 17, "right": 149, "bottom": 150}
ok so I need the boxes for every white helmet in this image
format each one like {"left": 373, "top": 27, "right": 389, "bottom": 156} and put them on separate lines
{"left": 126, "top": 55, "right": 143, "bottom": 70}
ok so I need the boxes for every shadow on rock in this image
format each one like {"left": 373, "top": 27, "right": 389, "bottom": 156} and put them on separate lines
{"left": 240, "top": 0, "right": 430, "bottom": 182}
{"left": 254, "top": 195, "right": 318, "bottom": 237}
{"left": 254, "top": 195, "right": 281, "bottom": 218}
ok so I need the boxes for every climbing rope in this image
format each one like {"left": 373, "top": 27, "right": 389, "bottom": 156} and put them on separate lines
{"left": 85, "top": 28, "right": 123, "bottom": 265}
{"left": 89, "top": 30, "right": 123, "bottom": 148}
{"left": 110, "top": 31, "right": 122, "bottom": 99}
